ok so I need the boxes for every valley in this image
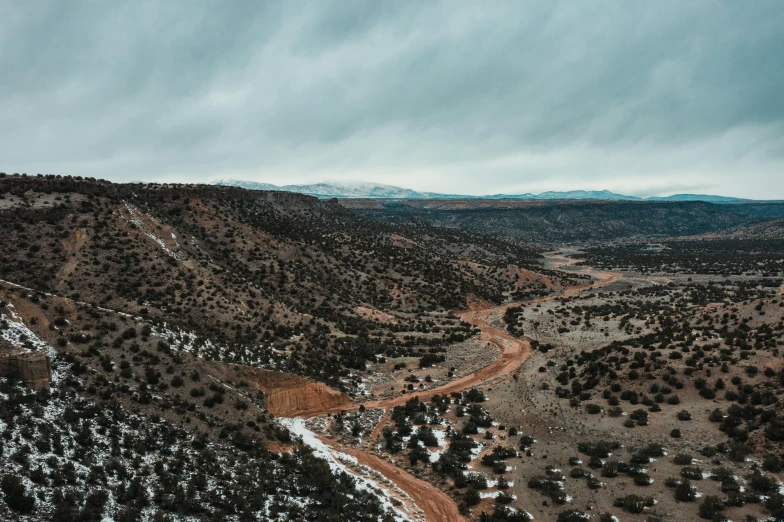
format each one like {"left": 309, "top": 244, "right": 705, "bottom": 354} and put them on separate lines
{"left": 2, "top": 175, "right": 784, "bottom": 522}
{"left": 277, "top": 250, "right": 621, "bottom": 522}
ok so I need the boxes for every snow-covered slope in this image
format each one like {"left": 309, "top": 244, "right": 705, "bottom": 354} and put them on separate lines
{"left": 214, "top": 179, "right": 451, "bottom": 199}
{"left": 486, "top": 190, "right": 639, "bottom": 200}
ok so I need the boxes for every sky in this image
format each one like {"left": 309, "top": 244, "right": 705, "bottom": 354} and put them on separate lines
{"left": 0, "top": 1, "right": 782, "bottom": 198}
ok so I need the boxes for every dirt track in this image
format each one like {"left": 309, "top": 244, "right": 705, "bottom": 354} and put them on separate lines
{"left": 288, "top": 251, "right": 621, "bottom": 522}
{"left": 319, "top": 254, "right": 619, "bottom": 420}
{"left": 342, "top": 447, "right": 464, "bottom": 521}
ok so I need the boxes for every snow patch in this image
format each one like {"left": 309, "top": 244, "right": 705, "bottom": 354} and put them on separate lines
{"left": 281, "top": 418, "right": 416, "bottom": 522}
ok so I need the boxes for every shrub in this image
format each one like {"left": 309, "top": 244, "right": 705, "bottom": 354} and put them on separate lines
{"left": 630, "top": 409, "right": 648, "bottom": 426}
{"left": 0, "top": 474, "right": 35, "bottom": 513}
{"left": 675, "top": 479, "right": 697, "bottom": 502}
{"left": 419, "top": 353, "right": 445, "bottom": 368}
{"left": 601, "top": 462, "right": 619, "bottom": 477}
{"left": 550, "top": 489, "right": 568, "bottom": 505}
{"left": 633, "top": 473, "right": 653, "bottom": 486}
{"left": 464, "top": 488, "right": 481, "bottom": 506}
{"left": 570, "top": 467, "right": 592, "bottom": 479}
{"left": 700, "top": 445, "right": 717, "bottom": 457}
{"left": 748, "top": 471, "right": 777, "bottom": 494}
{"left": 673, "top": 454, "right": 693, "bottom": 465}
{"left": 614, "top": 494, "right": 653, "bottom": 513}
{"left": 495, "top": 492, "right": 515, "bottom": 505}
{"left": 698, "top": 495, "right": 725, "bottom": 520}
{"left": 681, "top": 467, "right": 704, "bottom": 480}
{"left": 492, "top": 461, "right": 507, "bottom": 474}
{"left": 465, "top": 388, "right": 486, "bottom": 402}
{"left": 466, "top": 473, "right": 488, "bottom": 490}
{"left": 144, "top": 368, "right": 160, "bottom": 385}
{"left": 763, "top": 455, "right": 782, "bottom": 473}
{"left": 641, "top": 444, "right": 665, "bottom": 458}
{"left": 577, "top": 440, "right": 619, "bottom": 458}
{"left": 765, "top": 418, "right": 784, "bottom": 442}
{"left": 557, "top": 510, "right": 591, "bottom": 522}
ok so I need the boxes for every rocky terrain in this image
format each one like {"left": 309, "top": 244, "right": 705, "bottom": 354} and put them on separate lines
{"left": 0, "top": 351, "right": 52, "bottom": 392}
{"left": 2, "top": 173, "right": 784, "bottom": 522}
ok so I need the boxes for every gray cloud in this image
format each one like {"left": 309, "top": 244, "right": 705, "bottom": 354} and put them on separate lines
{"left": 0, "top": 1, "right": 782, "bottom": 198}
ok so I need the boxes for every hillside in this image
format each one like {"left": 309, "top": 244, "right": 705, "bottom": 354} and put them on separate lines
{"left": 0, "top": 175, "right": 577, "bottom": 389}
{"left": 344, "top": 199, "right": 784, "bottom": 242}
{"left": 699, "top": 216, "right": 784, "bottom": 240}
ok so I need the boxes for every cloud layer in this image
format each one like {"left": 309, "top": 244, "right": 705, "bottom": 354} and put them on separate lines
{"left": 1, "top": 1, "right": 782, "bottom": 197}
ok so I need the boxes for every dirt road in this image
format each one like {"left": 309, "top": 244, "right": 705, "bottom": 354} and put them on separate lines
{"left": 341, "top": 447, "right": 464, "bottom": 521}
{"left": 319, "top": 253, "right": 619, "bottom": 420}
{"left": 290, "top": 251, "right": 621, "bottom": 522}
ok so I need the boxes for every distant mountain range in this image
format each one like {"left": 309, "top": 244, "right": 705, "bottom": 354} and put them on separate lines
{"left": 213, "top": 179, "right": 749, "bottom": 203}
{"left": 213, "top": 180, "right": 452, "bottom": 199}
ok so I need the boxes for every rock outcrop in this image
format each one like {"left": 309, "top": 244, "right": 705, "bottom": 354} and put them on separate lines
{"left": 0, "top": 351, "right": 52, "bottom": 391}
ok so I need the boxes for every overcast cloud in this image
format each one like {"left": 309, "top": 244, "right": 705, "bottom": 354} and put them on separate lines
{"left": 0, "top": 1, "right": 782, "bottom": 197}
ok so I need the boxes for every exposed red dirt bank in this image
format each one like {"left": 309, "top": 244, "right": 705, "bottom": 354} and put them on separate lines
{"left": 261, "top": 373, "right": 352, "bottom": 418}
{"left": 209, "top": 364, "right": 352, "bottom": 417}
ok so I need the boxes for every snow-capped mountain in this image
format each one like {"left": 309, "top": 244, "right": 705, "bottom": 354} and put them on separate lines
{"left": 213, "top": 179, "right": 453, "bottom": 199}
{"left": 485, "top": 190, "right": 639, "bottom": 200}
{"left": 213, "top": 179, "right": 747, "bottom": 202}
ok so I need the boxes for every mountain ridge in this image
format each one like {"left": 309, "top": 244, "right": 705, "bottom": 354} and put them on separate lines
{"left": 213, "top": 179, "right": 752, "bottom": 203}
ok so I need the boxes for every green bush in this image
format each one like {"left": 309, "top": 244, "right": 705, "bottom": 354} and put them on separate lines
{"left": 1, "top": 474, "right": 35, "bottom": 513}
{"left": 698, "top": 495, "right": 724, "bottom": 520}
{"left": 464, "top": 488, "right": 481, "bottom": 506}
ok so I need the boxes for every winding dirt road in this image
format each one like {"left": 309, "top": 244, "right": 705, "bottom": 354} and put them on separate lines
{"left": 291, "top": 251, "right": 621, "bottom": 522}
